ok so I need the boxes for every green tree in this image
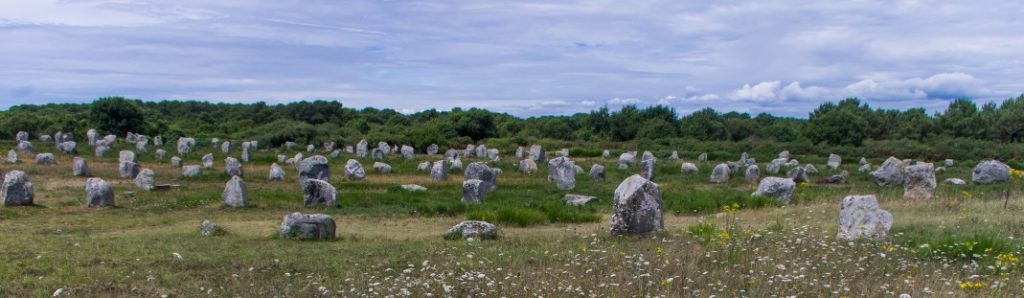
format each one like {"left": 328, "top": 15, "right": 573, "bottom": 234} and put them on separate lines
{"left": 806, "top": 101, "right": 869, "bottom": 146}
{"left": 89, "top": 97, "right": 146, "bottom": 135}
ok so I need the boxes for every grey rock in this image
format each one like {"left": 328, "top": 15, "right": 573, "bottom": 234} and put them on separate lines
{"left": 177, "top": 137, "right": 195, "bottom": 155}
{"left": 464, "top": 144, "right": 476, "bottom": 157}
{"left": 972, "top": 159, "right": 1010, "bottom": 184}
{"left": 87, "top": 129, "right": 98, "bottom": 145}
{"left": 85, "top": 177, "right": 114, "bottom": 207}
{"left": 462, "top": 179, "right": 486, "bottom": 204}
{"left": 903, "top": 164, "right": 936, "bottom": 200}
{"left": 826, "top": 153, "right": 841, "bottom": 170}
{"left": 431, "top": 160, "right": 449, "bottom": 181}
{"left": 602, "top": 150, "right": 610, "bottom": 158}
{"left": 944, "top": 178, "right": 967, "bottom": 185}
{"left": 710, "top": 163, "right": 730, "bottom": 183}
{"left": 284, "top": 141, "right": 296, "bottom": 150}
{"left": 16, "top": 140, "right": 33, "bottom": 153}
{"left": 34, "top": 153, "right": 56, "bottom": 165}
{"left": 297, "top": 155, "right": 330, "bottom": 184}
{"left": 859, "top": 157, "right": 868, "bottom": 165}
{"left": 417, "top": 161, "right": 431, "bottom": 172}
{"left": 589, "top": 164, "right": 605, "bottom": 181}
{"left": 1, "top": 171, "right": 34, "bottom": 206}
{"left": 153, "top": 135, "right": 163, "bottom": 147}
{"left": 6, "top": 150, "right": 16, "bottom": 163}
{"left": 222, "top": 175, "right": 248, "bottom": 207}
{"left": 269, "top": 163, "right": 286, "bottom": 181}
{"left": 221, "top": 141, "right": 231, "bottom": 154}
{"left": 134, "top": 168, "right": 156, "bottom": 191}
{"left": 280, "top": 212, "right": 336, "bottom": 241}
{"left": 306, "top": 144, "right": 315, "bottom": 153}
{"left": 400, "top": 184, "right": 427, "bottom": 192}
{"left": 302, "top": 179, "right": 338, "bottom": 207}
{"left": 752, "top": 177, "right": 796, "bottom": 204}
{"left": 448, "top": 158, "right": 463, "bottom": 171}
{"left": 697, "top": 152, "right": 707, "bottom": 162}
{"left": 58, "top": 141, "right": 77, "bottom": 154}
{"left": 373, "top": 162, "right": 392, "bottom": 174}
{"left": 356, "top": 139, "right": 368, "bottom": 158}
{"left": 778, "top": 150, "right": 790, "bottom": 160}
{"left": 15, "top": 131, "right": 28, "bottom": 142}
{"left": 547, "top": 157, "right": 576, "bottom": 190}
{"left": 344, "top": 159, "right": 365, "bottom": 181}
{"left": 200, "top": 220, "right": 224, "bottom": 237}
{"left": 871, "top": 157, "right": 905, "bottom": 187}
{"left": 519, "top": 159, "right": 538, "bottom": 174}
{"left": 445, "top": 149, "right": 460, "bottom": 159}
{"left": 563, "top": 194, "right": 597, "bottom": 206}
{"left": 94, "top": 145, "right": 109, "bottom": 158}
{"left": 72, "top": 157, "right": 89, "bottom": 176}
{"left": 170, "top": 156, "right": 182, "bottom": 167}
{"left": 182, "top": 165, "right": 201, "bottom": 177}
{"left": 515, "top": 146, "right": 524, "bottom": 159}
{"left": 401, "top": 145, "right": 415, "bottom": 160}
{"left": 444, "top": 220, "right": 497, "bottom": 240}
{"left": 475, "top": 144, "right": 488, "bottom": 159}
{"left": 427, "top": 144, "right": 439, "bottom": 155}
{"left": 202, "top": 153, "right": 214, "bottom": 169}
{"left": 371, "top": 148, "right": 385, "bottom": 161}
{"left": 803, "top": 164, "right": 818, "bottom": 175}
{"left": 618, "top": 152, "right": 636, "bottom": 168}
{"left": 786, "top": 166, "right": 809, "bottom": 183}
{"left": 680, "top": 162, "right": 698, "bottom": 174}
{"left": 640, "top": 156, "right": 656, "bottom": 181}
{"left": 767, "top": 158, "right": 787, "bottom": 174}
{"left": 119, "top": 161, "right": 139, "bottom": 179}
{"left": 155, "top": 149, "right": 167, "bottom": 159}
{"left": 465, "top": 162, "right": 498, "bottom": 192}
{"left": 224, "top": 157, "right": 244, "bottom": 177}
{"left": 745, "top": 164, "right": 760, "bottom": 183}
{"left": 858, "top": 163, "right": 871, "bottom": 173}
{"left": 944, "top": 159, "right": 955, "bottom": 167}
{"left": 836, "top": 195, "right": 892, "bottom": 240}
{"left": 486, "top": 148, "right": 500, "bottom": 161}
{"left": 529, "top": 145, "right": 545, "bottom": 163}
{"left": 610, "top": 175, "right": 663, "bottom": 235}
{"left": 669, "top": 151, "right": 679, "bottom": 160}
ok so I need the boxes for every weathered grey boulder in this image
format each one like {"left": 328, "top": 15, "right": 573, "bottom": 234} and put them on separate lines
{"left": 182, "top": 165, "right": 201, "bottom": 177}
{"left": 519, "top": 159, "right": 538, "bottom": 174}
{"left": 640, "top": 156, "right": 656, "bottom": 181}
{"left": 903, "top": 164, "right": 936, "bottom": 200}
{"left": 464, "top": 144, "right": 476, "bottom": 158}
{"left": 745, "top": 164, "right": 760, "bottom": 183}
{"left": 858, "top": 163, "right": 871, "bottom": 173}
{"left": 371, "top": 148, "right": 385, "bottom": 161}
{"left": 602, "top": 150, "right": 611, "bottom": 159}
{"left": 871, "top": 157, "right": 905, "bottom": 187}
{"left": 277, "top": 154, "right": 287, "bottom": 163}
{"left": 373, "top": 162, "right": 392, "bottom": 174}
{"left": 329, "top": 149, "right": 341, "bottom": 159}
{"left": 16, "top": 141, "right": 33, "bottom": 153}
{"left": 475, "top": 144, "right": 488, "bottom": 159}
{"left": 462, "top": 179, "right": 486, "bottom": 204}
{"left": 87, "top": 129, "right": 98, "bottom": 145}
{"left": 431, "top": 160, "right": 448, "bottom": 181}
{"left": 449, "top": 158, "right": 463, "bottom": 171}
{"left": 859, "top": 157, "right": 868, "bottom": 165}
{"left": 944, "top": 178, "right": 967, "bottom": 185}
{"left": 515, "top": 146, "right": 525, "bottom": 159}
{"left": 618, "top": 152, "right": 637, "bottom": 168}
{"left": 306, "top": 144, "right": 315, "bottom": 153}
{"left": 444, "top": 220, "right": 497, "bottom": 240}
{"left": 378, "top": 142, "right": 392, "bottom": 156}
{"left": 710, "top": 163, "right": 730, "bottom": 183}
{"left": 241, "top": 145, "right": 251, "bottom": 162}
{"left": 486, "top": 148, "right": 500, "bottom": 161}
{"left": 547, "top": 157, "right": 576, "bottom": 190}
{"left": 820, "top": 171, "right": 849, "bottom": 184}
{"left": 200, "top": 220, "right": 224, "bottom": 237}
{"left": 170, "top": 156, "right": 182, "bottom": 167}
{"left": 465, "top": 162, "right": 498, "bottom": 192}
{"left": 103, "top": 134, "right": 116, "bottom": 144}
{"left": 344, "top": 145, "right": 353, "bottom": 153}
{"left": 767, "top": 158, "right": 787, "bottom": 174}
{"left": 6, "top": 150, "right": 16, "bottom": 163}
{"left": 669, "top": 151, "right": 679, "bottom": 160}
{"left": 134, "top": 138, "right": 148, "bottom": 152}
{"left": 155, "top": 149, "right": 167, "bottom": 159}
{"left": 401, "top": 145, "right": 415, "bottom": 160}
{"left": 284, "top": 141, "right": 296, "bottom": 150}
{"left": 94, "top": 145, "right": 110, "bottom": 157}
{"left": 445, "top": 149, "right": 460, "bottom": 159}
{"left": 269, "top": 163, "right": 286, "bottom": 181}
{"left": 15, "top": 131, "right": 28, "bottom": 142}
{"left": 697, "top": 152, "right": 707, "bottom": 162}
{"left": 34, "top": 153, "right": 56, "bottom": 165}
{"left": 224, "top": 157, "right": 243, "bottom": 177}
{"left": 220, "top": 141, "right": 231, "bottom": 153}
{"left": 356, "top": 139, "right": 368, "bottom": 158}
{"left": 803, "top": 164, "right": 818, "bottom": 175}
{"left": 417, "top": 161, "right": 431, "bottom": 172}
{"left": 177, "top": 137, "right": 195, "bottom": 155}
{"left": 944, "top": 159, "right": 955, "bottom": 167}
{"left": 119, "top": 161, "right": 139, "bottom": 179}
{"left": 400, "top": 184, "right": 428, "bottom": 192}
{"left": 297, "top": 155, "right": 329, "bottom": 184}
{"left": 836, "top": 195, "right": 892, "bottom": 240}
{"left": 529, "top": 145, "right": 545, "bottom": 163}
{"left": 826, "top": 154, "right": 841, "bottom": 170}
{"left": 58, "top": 141, "right": 77, "bottom": 154}
{"left": 590, "top": 164, "right": 605, "bottom": 181}
{"left": 222, "top": 175, "right": 248, "bottom": 207}
{"left": 427, "top": 144, "right": 439, "bottom": 155}
{"left": 280, "top": 212, "right": 336, "bottom": 241}
{"left": 153, "top": 135, "right": 163, "bottom": 147}
{"left": 2, "top": 171, "right": 34, "bottom": 206}
{"left": 785, "top": 159, "right": 800, "bottom": 167}
{"left": 681, "top": 162, "right": 698, "bottom": 174}
{"left": 344, "top": 159, "right": 365, "bottom": 181}
{"left": 563, "top": 194, "right": 597, "bottom": 206}
{"left": 778, "top": 150, "right": 790, "bottom": 160}
{"left": 85, "top": 177, "right": 114, "bottom": 207}
{"left": 134, "top": 168, "right": 156, "bottom": 191}
{"left": 291, "top": 153, "right": 304, "bottom": 169}
{"left": 72, "top": 157, "right": 89, "bottom": 177}
{"left": 201, "top": 153, "right": 214, "bottom": 169}
{"left": 726, "top": 161, "right": 740, "bottom": 174}
{"left": 972, "top": 160, "right": 1010, "bottom": 184}
{"left": 786, "top": 166, "right": 809, "bottom": 183}
{"left": 610, "top": 175, "right": 663, "bottom": 235}
{"left": 302, "top": 179, "right": 338, "bottom": 207}
{"left": 752, "top": 177, "right": 796, "bottom": 204}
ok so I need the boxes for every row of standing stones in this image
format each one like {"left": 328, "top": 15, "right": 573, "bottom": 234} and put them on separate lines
{"left": 3, "top": 130, "right": 1011, "bottom": 241}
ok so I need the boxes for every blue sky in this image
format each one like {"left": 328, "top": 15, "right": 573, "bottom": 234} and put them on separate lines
{"left": 1, "top": 0, "right": 1022, "bottom": 117}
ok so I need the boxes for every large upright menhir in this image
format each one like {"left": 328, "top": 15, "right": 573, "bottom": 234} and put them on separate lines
{"left": 610, "top": 175, "right": 663, "bottom": 235}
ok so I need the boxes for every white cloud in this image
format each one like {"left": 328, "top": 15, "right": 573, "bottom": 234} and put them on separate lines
{"left": 607, "top": 97, "right": 642, "bottom": 106}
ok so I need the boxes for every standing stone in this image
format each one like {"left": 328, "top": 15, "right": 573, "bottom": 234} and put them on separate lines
{"left": 426, "top": 144, "right": 439, "bottom": 155}
{"left": 2, "top": 171, "right": 34, "bottom": 206}
{"left": 16, "top": 141, "right": 33, "bottom": 153}
{"left": 202, "top": 153, "right": 215, "bottom": 169}
{"left": 377, "top": 142, "right": 391, "bottom": 156}
{"left": 529, "top": 145, "right": 545, "bottom": 163}
{"left": 573, "top": 164, "right": 584, "bottom": 175}
{"left": 371, "top": 148, "right": 385, "bottom": 161}
{"left": 241, "top": 145, "right": 251, "bottom": 162}
{"left": 373, "top": 162, "right": 392, "bottom": 174}
{"left": 464, "top": 144, "right": 476, "bottom": 158}
{"left": 726, "top": 161, "right": 740, "bottom": 174}
{"left": 752, "top": 177, "right": 796, "bottom": 204}
{"left": 859, "top": 157, "right": 868, "bottom": 165}
{"left": 827, "top": 154, "right": 842, "bottom": 170}
{"left": 710, "top": 163, "right": 731, "bottom": 183}
{"left": 445, "top": 221, "right": 498, "bottom": 240}
{"left": 610, "top": 175, "right": 663, "bottom": 235}
{"left": 134, "top": 168, "right": 156, "bottom": 191}
{"left": 972, "top": 160, "right": 1010, "bottom": 184}
{"left": 871, "top": 157, "right": 905, "bottom": 187}
{"left": 284, "top": 141, "right": 296, "bottom": 150}
{"left": 836, "top": 195, "right": 893, "bottom": 240}
{"left": 669, "top": 151, "right": 679, "bottom": 160}
{"left": 546, "top": 157, "right": 576, "bottom": 190}
{"left": 134, "top": 138, "right": 148, "bottom": 152}
{"left": 417, "top": 161, "right": 431, "bottom": 171}
{"left": 618, "top": 152, "right": 637, "bottom": 168}
{"left": 344, "top": 159, "right": 366, "bottom": 181}
{"left": 745, "top": 165, "right": 760, "bottom": 183}
{"left": 767, "top": 158, "right": 787, "bottom": 174}
{"left": 72, "top": 157, "right": 89, "bottom": 177}
{"left": 486, "top": 148, "right": 500, "bottom": 161}
{"left": 103, "top": 134, "right": 116, "bottom": 144}
{"left": 87, "top": 129, "right": 98, "bottom": 145}
{"left": 306, "top": 144, "right": 315, "bottom": 153}
{"left": 858, "top": 163, "right": 871, "bottom": 173}
{"left": 222, "top": 175, "right": 248, "bottom": 207}
{"left": 944, "top": 159, "right": 955, "bottom": 167}
{"left": 302, "top": 179, "right": 338, "bottom": 207}
{"left": 269, "top": 163, "right": 286, "bottom": 181}
{"left": 297, "top": 155, "right": 330, "bottom": 184}
{"left": 431, "top": 160, "right": 449, "bottom": 181}
{"left": 903, "top": 164, "right": 936, "bottom": 200}
{"left": 153, "top": 136, "right": 163, "bottom": 147}
{"left": 697, "top": 152, "right": 707, "bottom": 162}
{"left": 177, "top": 137, "right": 196, "bottom": 155}
{"left": 602, "top": 150, "right": 610, "bottom": 158}
{"left": 778, "top": 150, "right": 790, "bottom": 160}
{"left": 6, "top": 150, "right": 16, "bottom": 163}
{"left": 590, "top": 164, "right": 605, "bottom": 181}
{"left": 280, "top": 212, "right": 336, "bottom": 241}
{"left": 519, "top": 159, "right": 538, "bottom": 174}
{"left": 171, "top": 156, "right": 182, "bottom": 167}
{"left": 221, "top": 141, "right": 231, "bottom": 154}
{"left": 515, "top": 146, "right": 524, "bottom": 159}
{"left": 786, "top": 166, "right": 808, "bottom": 183}
{"left": 58, "top": 141, "right": 77, "bottom": 154}
{"left": 475, "top": 144, "right": 488, "bottom": 159}
{"left": 119, "top": 161, "right": 139, "bottom": 179}
{"left": 681, "top": 162, "right": 698, "bottom": 174}
{"left": 155, "top": 149, "right": 167, "bottom": 159}
{"left": 34, "top": 153, "right": 56, "bottom": 165}
{"left": 224, "top": 157, "right": 243, "bottom": 177}
{"left": 464, "top": 162, "right": 498, "bottom": 192}
{"left": 329, "top": 149, "right": 341, "bottom": 159}
{"left": 461, "top": 179, "right": 486, "bottom": 204}
{"left": 15, "top": 131, "right": 28, "bottom": 142}
{"left": 291, "top": 153, "right": 304, "bottom": 168}
{"left": 449, "top": 158, "right": 463, "bottom": 171}
{"left": 85, "top": 177, "right": 114, "bottom": 207}
{"left": 803, "top": 164, "right": 819, "bottom": 174}
{"left": 640, "top": 156, "right": 656, "bottom": 181}
{"left": 401, "top": 145, "right": 415, "bottom": 160}
{"left": 182, "top": 165, "right": 201, "bottom": 177}
{"left": 344, "top": 145, "right": 353, "bottom": 153}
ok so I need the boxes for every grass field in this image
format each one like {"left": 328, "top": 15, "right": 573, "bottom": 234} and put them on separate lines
{"left": 2, "top": 141, "right": 1024, "bottom": 297}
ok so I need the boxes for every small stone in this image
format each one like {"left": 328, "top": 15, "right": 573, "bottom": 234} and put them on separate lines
{"left": 373, "top": 162, "right": 392, "bottom": 174}
{"left": 302, "top": 179, "right": 338, "bottom": 207}
{"left": 200, "top": 220, "right": 225, "bottom": 237}
{"left": 134, "top": 168, "right": 156, "bottom": 191}
{"left": 344, "top": 159, "right": 366, "bottom": 181}
{"left": 72, "top": 157, "right": 89, "bottom": 177}
{"left": 269, "top": 163, "right": 286, "bottom": 181}
{"left": 222, "top": 175, "right": 248, "bottom": 207}
{"left": 710, "top": 163, "right": 730, "bottom": 183}
{"left": 34, "top": 153, "right": 56, "bottom": 165}
{"left": 752, "top": 177, "right": 796, "bottom": 204}
{"left": 444, "top": 220, "right": 497, "bottom": 240}
{"left": 182, "top": 165, "right": 202, "bottom": 177}
{"left": 280, "top": 212, "right": 336, "bottom": 241}
{"left": 944, "top": 178, "right": 967, "bottom": 185}
{"left": 462, "top": 179, "right": 486, "bottom": 204}
{"left": 745, "top": 165, "right": 760, "bottom": 183}
{"left": 400, "top": 184, "right": 427, "bottom": 192}
{"left": 589, "top": 164, "right": 605, "bottom": 181}
{"left": 224, "top": 157, "right": 243, "bottom": 177}
{"left": 85, "top": 177, "right": 114, "bottom": 207}
{"left": 563, "top": 194, "right": 597, "bottom": 206}
{"left": 681, "top": 162, "right": 698, "bottom": 174}
{"left": 431, "top": 160, "right": 449, "bottom": 181}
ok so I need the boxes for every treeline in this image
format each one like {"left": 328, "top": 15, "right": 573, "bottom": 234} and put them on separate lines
{"left": 1, "top": 95, "right": 1024, "bottom": 152}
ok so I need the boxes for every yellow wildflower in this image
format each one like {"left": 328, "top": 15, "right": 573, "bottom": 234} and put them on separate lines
{"left": 996, "top": 253, "right": 1020, "bottom": 267}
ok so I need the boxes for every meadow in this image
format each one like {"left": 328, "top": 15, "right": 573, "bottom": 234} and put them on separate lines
{"left": 2, "top": 140, "right": 1024, "bottom": 297}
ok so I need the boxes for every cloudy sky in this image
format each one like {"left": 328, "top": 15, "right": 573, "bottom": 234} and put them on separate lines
{"left": 1, "top": 0, "right": 1022, "bottom": 117}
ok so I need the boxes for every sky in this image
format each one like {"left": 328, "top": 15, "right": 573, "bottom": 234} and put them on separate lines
{"left": 1, "top": 0, "right": 1022, "bottom": 117}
